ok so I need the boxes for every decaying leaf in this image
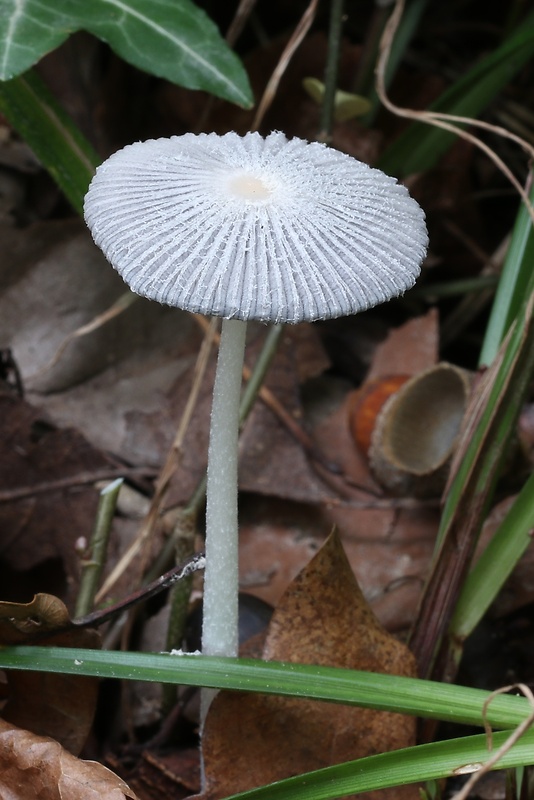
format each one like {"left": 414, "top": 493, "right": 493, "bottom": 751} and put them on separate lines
{"left": 0, "top": 594, "right": 100, "bottom": 755}
{"left": 0, "top": 392, "right": 123, "bottom": 608}
{"left": 0, "top": 718, "right": 138, "bottom": 800}
{"left": 202, "top": 529, "right": 419, "bottom": 800}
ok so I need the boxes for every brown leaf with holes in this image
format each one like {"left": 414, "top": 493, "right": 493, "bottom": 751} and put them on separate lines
{"left": 202, "top": 529, "right": 419, "bottom": 800}
{"left": 0, "top": 594, "right": 100, "bottom": 755}
{"left": 0, "top": 718, "right": 138, "bottom": 800}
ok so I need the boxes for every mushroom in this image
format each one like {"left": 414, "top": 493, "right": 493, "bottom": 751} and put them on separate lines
{"left": 84, "top": 130, "right": 428, "bottom": 665}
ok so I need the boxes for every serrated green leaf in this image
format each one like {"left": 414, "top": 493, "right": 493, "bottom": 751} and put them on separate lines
{"left": 0, "top": 0, "right": 253, "bottom": 107}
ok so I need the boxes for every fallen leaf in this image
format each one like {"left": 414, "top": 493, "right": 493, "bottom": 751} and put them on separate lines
{"left": 238, "top": 325, "right": 333, "bottom": 503}
{"left": 365, "top": 310, "right": 439, "bottom": 382}
{"left": 0, "top": 392, "right": 122, "bottom": 608}
{"left": 203, "top": 529, "right": 419, "bottom": 800}
{"left": 0, "top": 594, "right": 100, "bottom": 755}
{"left": 238, "top": 493, "right": 437, "bottom": 634}
{"left": 111, "top": 747, "right": 200, "bottom": 800}
{"left": 0, "top": 219, "right": 131, "bottom": 393}
{"left": 0, "top": 718, "right": 138, "bottom": 800}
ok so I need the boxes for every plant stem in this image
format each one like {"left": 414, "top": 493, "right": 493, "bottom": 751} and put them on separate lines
{"left": 318, "top": 0, "right": 345, "bottom": 143}
{"left": 202, "top": 317, "right": 248, "bottom": 659}
{"left": 239, "top": 324, "right": 284, "bottom": 421}
{"left": 75, "top": 478, "right": 123, "bottom": 618}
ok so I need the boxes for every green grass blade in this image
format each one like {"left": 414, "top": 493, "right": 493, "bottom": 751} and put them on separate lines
{"left": 409, "top": 284, "right": 534, "bottom": 677}
{"left": 378, "top": 19, "right": 534, "bottom": 177}
{"left": 451, "top": 470, "right": 534, "bottom": 640}
{"left": 0, "top": 648, "right": 530, "bottom": 729}
{"left": 479, "top": 179, "right": 534, "bottom": 366}
{"left": 0, "top": 69, "right": 99, "bottom": 214}
{"left": 221, "top": 730, "right": 534, "bottom": 800}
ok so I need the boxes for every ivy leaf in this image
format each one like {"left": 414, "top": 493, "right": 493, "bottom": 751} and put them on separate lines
{"left": 0, "top": 0, "right": 253, "bottom": 107}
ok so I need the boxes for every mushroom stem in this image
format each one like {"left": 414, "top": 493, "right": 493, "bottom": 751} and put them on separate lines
{"left": 202, "top": 316, "right": 248, "bottom": 659}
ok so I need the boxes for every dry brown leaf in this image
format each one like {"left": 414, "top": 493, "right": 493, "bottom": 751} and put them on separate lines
{"left": 0, "top": 594, "right": 100, "bottom": 755}
{"left": 112, "top": 747, "right": 201, "bottom": 800}
{"left": 0, "top": 718, "right": 137, "bottom": 800}
{"left": 0, "top": 392, "right": 124, "bottom": 608}
{"left": 203, "top": 529, "right": 419, "bottom": 800}
{"left": 365, "top": 309, "right": 439, "bottom": 382}
{"left": 0, "top": 220, "right": 133, "bottom": 393}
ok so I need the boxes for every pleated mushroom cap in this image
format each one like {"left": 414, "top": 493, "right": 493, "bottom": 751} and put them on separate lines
{"left": 84, "top": 131, "right": 428, "bottom": 324}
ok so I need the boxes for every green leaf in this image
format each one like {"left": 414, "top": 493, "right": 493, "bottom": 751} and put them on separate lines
{"left": 0, "top": 648, "right": 531, "bottom": 730}
{"left": 0, "top": 1, "right": 72, "bottom": 80}
{"left": 410, "top": 277, "right": 534, "bottom": 678}
{"left": 223, "top": 730, "right": 534, "bottom": 800}
{"left": 479, "top": 179, "right": 534, "bottom": 366}
{"left": 0, "top": 0, "right": 253, "bottom": 107}
{"left": 451, "top": 469, "right": 534, "bottom": 640}
{"left": 2, "top": 649, "right": 534, "bottom": 798}
{"left": 0, "top": 70, "right": 100, "bottom": 214}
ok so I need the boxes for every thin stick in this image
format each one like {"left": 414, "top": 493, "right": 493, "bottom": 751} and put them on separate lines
{"left": 0, "top": 467, "right": 154, "bottom": 504}
{"left": 25, "top": 291, "right": 138, "bottom": 383}
{"left": 225, "top": 0, "right": 259, "bottom": 45}
{"left": 195, "top": 0, "right": 258, "bottom": 132}
{"left": 73, "top": 552, "right": 206, "bottom": 630}
{"left": 237, "top": 323, "right": 284, "bottom": 421}
{"left": 251, "top": 0, "right": 319, "bottom": 131}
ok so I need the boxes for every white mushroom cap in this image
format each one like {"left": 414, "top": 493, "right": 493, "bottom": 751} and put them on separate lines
{"left": 84, "top": 131, "right": 428, "bottom": 324}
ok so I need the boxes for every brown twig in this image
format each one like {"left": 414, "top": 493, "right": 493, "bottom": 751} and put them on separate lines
{"left": 73, "top": 551, "right": 206, "bottom": 630}
{"left": 24, "top": 291, "right": 138, "bottom": 385}
{"left": 375, "top": 0, "right": 534, "bottom": 223}
{"left": 225, "top": 0, "right": 259, "bottom": 45}
{"left": 251, "top": 0, "right": 319, "bottom": 131}
{"left": 0, "top": 467, "right": 155, "bottom": 504}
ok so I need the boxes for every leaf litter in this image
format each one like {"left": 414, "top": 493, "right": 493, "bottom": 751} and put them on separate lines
{"left": 201, "top": 530, "right": 419, "bottom": 800}
{"left": 1, "top": 2, "right": 534, "bottom": 798}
